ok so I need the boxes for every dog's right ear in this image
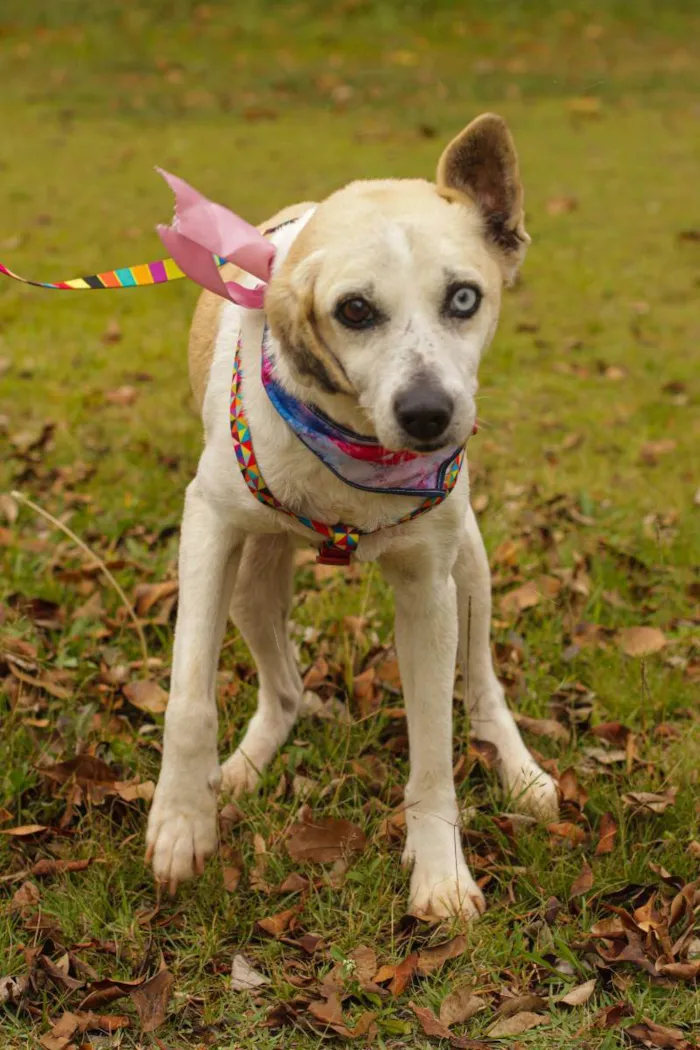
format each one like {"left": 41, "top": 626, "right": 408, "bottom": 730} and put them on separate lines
{"left": 436, "top": 113, "right": 529, "bottom": 282}
{"left": 266, "top": 253, "right": 354, "bottom": 397}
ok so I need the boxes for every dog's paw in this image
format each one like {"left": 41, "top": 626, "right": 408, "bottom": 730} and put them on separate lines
{"left": 507, "top": 763, "right": 559, "bottom": 821}
{"left": 145, "top": 779, "right": 219, "bottom": 893}
{"left": 408, "top": 861, "right": 486, "bottom": 922}
{"left": 220, "top": 750, "right": 261, "bottom": 797}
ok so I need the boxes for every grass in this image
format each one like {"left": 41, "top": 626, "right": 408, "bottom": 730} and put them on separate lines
{"left": 1, "top": 2, "right": 699, "bottom": 1047}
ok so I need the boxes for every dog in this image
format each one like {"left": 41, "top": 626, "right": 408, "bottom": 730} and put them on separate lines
{"left": 145, "top": 113, "right": 559, "bottom": 920}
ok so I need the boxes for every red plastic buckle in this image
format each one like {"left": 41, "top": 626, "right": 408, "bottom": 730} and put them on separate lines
{"left": 316, "top": 546, "right": 353, "bottom": 566}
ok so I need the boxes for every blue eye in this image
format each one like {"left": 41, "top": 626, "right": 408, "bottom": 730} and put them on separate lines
{"left": 447, "top": 284, "right": 482, "bottom": 318}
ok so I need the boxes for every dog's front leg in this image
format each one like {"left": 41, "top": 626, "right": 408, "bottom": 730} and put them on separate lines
{"left": 146, "top": 478, "right": 243, "bottom": 892}
{"left": 454, "top": 505, "right": 558, "bottom": 819}
{"left": 382, "top": 549, "right": 485, "bottom": 921}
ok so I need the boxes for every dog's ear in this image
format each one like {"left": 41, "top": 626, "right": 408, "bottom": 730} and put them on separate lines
{"left": 266, "top": 253, "right": 354, "bottom": 396}
{"left": 436, "top": 113, "right": 529, "bottom": 281}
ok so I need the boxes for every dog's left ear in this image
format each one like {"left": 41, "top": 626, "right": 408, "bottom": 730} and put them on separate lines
{"left": 437, "top": 113, "right": 529, "bottom": 282}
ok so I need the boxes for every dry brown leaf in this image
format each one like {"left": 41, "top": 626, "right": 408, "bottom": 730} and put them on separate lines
{"left": 639, "top": 439, "right": 677, "bottom": 465}
{"left": 594, "top": 1002, "right": 634, "bottom": 1029}
{"left": 0, "top": 975, "right": 28, "bottom": 1004}
{"left": 496, "top": 994, "right": 547, "bottom": 1018}
{"left": 547, "top": 195, "right": 578, "bottom": 215}
{"left": 10, "top": 880, "right": 40, "bottom": 911}
{"left": 500, "top": 576, "right": 560, "bottom": 616}
{"left": 591, "top": 721, "right": 632, "bottom": 746}
{"left": 595, "top": 813, "right": 618, "bottom": 855}
{"left": 133, "top": 580, "right": 178, "bottom": 616}
{"left": 31, "top": 858, "right": 92, "bottom": 877}
{"left": 617, "top": 627, "right": 666, "bottom": 657}
{"left": 129, "top": 968, "right": 173, "bottom": 1032}
{"left": 0, "top": 823, "right": 49, "bottom": 837}
{"left": 347, "top": 946, "right": 377, "bottom": 985}
{"left": 547, "top": 821, "right": 586, "bottom": 845}
{"left": 257, "top": 907, "right": 299, "bottom": 937}
{"left": 123, "top": 679, "right": 168, "bottom": 715}
{"left": 624, "top": 1018, "right": 693, "bottom": 1049}
{"left": 309, "top": 993, "right": 344, "bottom": 1026}
{"left": 439, "top": 987, "right": 487, "bottom": 1026}
{"left": 559, "top": 978, "right": 596, "bottom": 1006}
{"left": 372, "top": 952, "right": 419, "bottom": 996}
{"left": 570, "top": 862, "right": 594, "bottom": 898}
{"left": 567, "top": 96, "right": 602, "bottom": 117}
{"left": 417, "top": 935, "right": 467, "bottom": 975}
{"left": 622, "top": 789, "right": 677, "bottom": 815}
{"left": 286, "top": 815, "right": 366, "bottom": 864}
{"left": 409, "top": 1001, "right": 453, "bottom": 1040}
{"left": 231, "top": 954, "right": 269, "bottom": 991}
{"left": 514, "top": 713, "right": 570, "bottom": 745}
{"left": 487, "top": 1010, "right": 548, "bottom": 1036}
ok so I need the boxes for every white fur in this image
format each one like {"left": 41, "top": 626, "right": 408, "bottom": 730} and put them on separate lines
{"left": 146, "top": 177, "right": 557, "bottom": 917}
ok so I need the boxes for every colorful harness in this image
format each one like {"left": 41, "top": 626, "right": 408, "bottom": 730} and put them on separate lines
{"left": 231, "top": 332, "right": 464, "bottom": 565}
{"left": 1, "top": 169, "right": 467, "bottom": 565}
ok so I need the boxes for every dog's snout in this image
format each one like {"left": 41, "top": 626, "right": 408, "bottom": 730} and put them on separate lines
{"left": 394, "top": 384, "right": 453, "bottom": 443}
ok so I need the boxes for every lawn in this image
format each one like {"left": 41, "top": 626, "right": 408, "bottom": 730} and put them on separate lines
{"left": 1, "top": 2, "right": 699, "bottom": 1048}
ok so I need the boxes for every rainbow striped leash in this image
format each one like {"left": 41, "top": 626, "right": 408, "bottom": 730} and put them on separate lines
{"left": 0, "top": 255, "right": 213, "bottom": 292}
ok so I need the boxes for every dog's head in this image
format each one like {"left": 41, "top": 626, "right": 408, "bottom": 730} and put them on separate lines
{"left": 265, "top": 113, "right": 529, "bottom": 452}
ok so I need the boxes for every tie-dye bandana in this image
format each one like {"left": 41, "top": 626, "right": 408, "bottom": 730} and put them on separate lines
{"left": 231, "top": 331, "right": 465, "bottom": 564}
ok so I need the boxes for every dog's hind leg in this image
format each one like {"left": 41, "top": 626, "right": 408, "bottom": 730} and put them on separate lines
{"left": 454, "top": 504, "right": 559, "bottom": 820}
{"left": 220, "top": 533, "right": 302, "bottom": 796}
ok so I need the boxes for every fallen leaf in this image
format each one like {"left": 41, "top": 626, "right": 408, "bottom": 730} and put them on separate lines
{"left": 439, "top": 987, "right": 487, "bottom": 1026}
{"left": 129, "top": 968, "right": 173, "bottom": 1032}
{"left": 309, "top": 993, "right": 344, "bottom": 1026}
{"left": 501, "top": 576, "right": 560, "bottom": 616}
{"left": 487, "top": 1010, "right": 548, "bottom": 1036}
{"left": 417, "top": 935, "right": 467, "bottom": 975}
{"left": 0, "top": 975, "right": 28, "bottom": 1004}
{"left": 547, "top": 821, "right": 586, "bottom": 845}
{"left": 595, "top": 813, "right": 618, "bottom": 855}
{"left": 410, "top": 1001, "right": 453, "bottom": 1040}
{"left": 514, "top": 713, "right": 570, "bottom": 745}
{"left": 373, "top": 952, "right": 419, "bottom": 996}
{"left": 10, "top": 880, "right": 41, "bottom": 911}
{"left": 559, "top": 978, "right": 596, "bottom": 1006}
{"left": 639, "top": 439, "right": 677, "bottom": 465}
{"left": 624, "top": 1018, "right": 693, "bottom": 1049}
{"left": 617, "top": 627, "right": 666, "bottom": 656}
{"left": 547, "top": 195, "right": 578, "bottom": 215}
{"left": 286, "top": 815, "right": 366, "bottom": 864}
{"left": 133, "top": 580, "right": 178, "bottom": 616}
{"left": 347, "top": 945, "right": 377, "bottom": 985}
{"left": 123, "top": 679, "right": 168, "bottom": 715}
{"left": 591, "top": 721, "right": 632, "bottom": 746}
{"left": 0, "top": 824, "right": 48, "bottom": 837}
{"left": 496, "top": 994, "right": 547, "bottom": 1018}
{"left": 102, "top": 319, "right": 123, "bottom": 344}
{"left": 567, "top": 96, "right": 602, "bottom": 117}
{"left": 622, "top": 789, "right": 677, "bottom": 815}
{"left": 257, "top": 907, "right": 299, "bottom": 937}
{"left": 594, "top": 1001, "right": 634, "bottom": 1029}
{"left": 231, "top": 954, "right": 270, "bottom": 991}
{"left": 570, "top": 862, "right": 594, "bottom": 898}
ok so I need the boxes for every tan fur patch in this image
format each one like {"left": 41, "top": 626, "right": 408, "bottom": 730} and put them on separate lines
{"left": 187, "top": 201, "right": 316, "bottom": 414}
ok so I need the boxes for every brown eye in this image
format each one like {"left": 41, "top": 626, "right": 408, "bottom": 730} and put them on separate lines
{"left": 335, "top": 296, "right": 376, "bottom": 329}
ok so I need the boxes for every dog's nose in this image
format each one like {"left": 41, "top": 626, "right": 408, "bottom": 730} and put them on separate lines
{"left": 394, "top": 384, "right": 453, "bottom": 443}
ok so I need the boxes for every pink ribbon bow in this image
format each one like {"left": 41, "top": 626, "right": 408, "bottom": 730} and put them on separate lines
{"left": 156, "top": 169, "right": 276, "bottom": 309}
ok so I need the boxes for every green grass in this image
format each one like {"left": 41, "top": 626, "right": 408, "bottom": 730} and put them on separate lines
{"left": 1, "top": 3, "right": 699, "bottom": 1047}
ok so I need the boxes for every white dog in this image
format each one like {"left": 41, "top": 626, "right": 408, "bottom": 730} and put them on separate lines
{"left": 145, "top": 113, "right": 559, "bottom": 920}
